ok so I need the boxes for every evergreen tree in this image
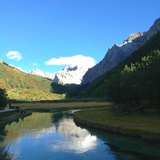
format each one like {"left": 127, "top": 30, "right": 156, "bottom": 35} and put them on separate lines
{"left": 0, "top": 88, "right": 8, "bottom": 109}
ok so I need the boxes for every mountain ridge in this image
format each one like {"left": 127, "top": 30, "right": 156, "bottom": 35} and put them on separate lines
{"left": 81, "top": 29, "right": 160, "bottom": 98}
{"left": 82, "top": 18, "right": 160, "bottom": 84}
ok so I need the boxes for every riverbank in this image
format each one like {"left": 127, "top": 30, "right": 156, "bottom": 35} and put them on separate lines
{"left": 0, "top": 110, "right": 32, "bottom": 124}
{"left": 9, "top": 101, "right": 111, "bottom": 110}
{"left": 74, "top": 108, "right": 160, "bottom": 143}
{"left": 0, "top": 102, "right": 110, "bottom": 123}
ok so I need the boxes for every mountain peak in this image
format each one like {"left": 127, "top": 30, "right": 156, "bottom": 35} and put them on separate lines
{"left": 122, "top": 32, "right": 145, "bottom": 44}
{"left": 63, "top": 65, "right": 78, "bottom": 72}
{"left": 29, "top": 65, "right": 89, "bottom": 85}
{"left": 82, "top": 18, "right": 160, "bottom": 84}
{"left": 53, "top": 65, "right": 88, "bottom": 85}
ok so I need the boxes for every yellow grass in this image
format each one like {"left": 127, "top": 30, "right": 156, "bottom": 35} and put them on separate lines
{"left": 10, "top": 102, "right": 111, "bottom": 110}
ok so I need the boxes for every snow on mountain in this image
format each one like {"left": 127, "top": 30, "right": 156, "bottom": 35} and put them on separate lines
{"left": 28, "top": 68, "right": 55, "bottom": 80}
{"left": 29, "top": 65, "right": 89, "bottom": 85}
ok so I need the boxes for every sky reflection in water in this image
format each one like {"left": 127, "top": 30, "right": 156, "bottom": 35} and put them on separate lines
{"left": 3, "top": 112, "right": 115, "bottom": 160}
{"left": 49, "top": 118, "right": 97, "bottom": 153}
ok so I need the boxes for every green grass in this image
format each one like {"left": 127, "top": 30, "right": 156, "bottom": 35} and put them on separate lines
{"left": 74, "top": 107, "right": 160, "bottom": 142}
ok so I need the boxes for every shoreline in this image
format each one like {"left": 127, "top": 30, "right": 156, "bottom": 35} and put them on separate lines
{"left": 0, "top": 102, "right": 110, "bottom": 124}
{"left": 0, "top": 111, "right": 32, "bottom": 125}
{"left": 74, "top": 109, "right": 160, "bottom": 143}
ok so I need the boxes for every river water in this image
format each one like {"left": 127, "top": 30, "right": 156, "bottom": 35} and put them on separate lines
{"left": 1, "top": 111, "right": 160, "bottom": 160}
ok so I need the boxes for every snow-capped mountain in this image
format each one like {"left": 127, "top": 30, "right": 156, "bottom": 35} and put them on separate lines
{"left": 28, "top": 68, "right": 55, "bottom": 80}
{"left": 29, "top": 65, "right": 88, "bottom": 85}
{"left": 53, "top": 65, "right": 88, "bottom": 85}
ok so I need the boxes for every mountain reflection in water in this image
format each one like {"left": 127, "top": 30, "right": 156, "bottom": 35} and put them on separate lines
{"left": 2, "top": 111, "right": 160, "bottom": 160}
{"left": 4, "top": 112, "right": 54, "bottom": 142}
{"left": 3, "top": 112, "right": 112, "bottom": 160}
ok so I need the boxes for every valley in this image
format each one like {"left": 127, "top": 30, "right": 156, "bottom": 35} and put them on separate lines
{"left": 1, "top": 17, "right": 160, "bottom": 160}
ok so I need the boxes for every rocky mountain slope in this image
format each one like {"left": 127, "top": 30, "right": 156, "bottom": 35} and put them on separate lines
{"left": 29, "top": 65, "right": 88, "bottom": 85}
{"left": 53, "top": 65, "right": 88, "bottom": 85}
{"left": 82, "top": 18, "right": 160, "bottom": 84}
{"left": 29, "top": 68, "right": 55, "bottom": 80}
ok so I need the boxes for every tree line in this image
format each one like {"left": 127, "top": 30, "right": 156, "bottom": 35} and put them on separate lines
{"left": 105, "top": 50, "right": 160, "bottom": 112}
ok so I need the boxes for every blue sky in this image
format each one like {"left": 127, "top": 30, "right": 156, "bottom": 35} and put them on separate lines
{"left": 0, "top": 0, "right": 160, "bottom": 73}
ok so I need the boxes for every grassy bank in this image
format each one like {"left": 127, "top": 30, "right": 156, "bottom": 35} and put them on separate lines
{"left": 0, "top": 102, "right": 110, "bottom": 123}
{"left": 74, "top": 108, "right": 160, "bottom": 142}
{"left": 10, "top": 101, "right": 111, "bottom": 110}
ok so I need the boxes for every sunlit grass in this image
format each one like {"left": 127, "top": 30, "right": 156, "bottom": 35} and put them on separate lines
{"left": 7, "top": 88, "right": 64, "bottom": 101}
{"left": 11, "top": 101, "right": 111, "bottom": 110}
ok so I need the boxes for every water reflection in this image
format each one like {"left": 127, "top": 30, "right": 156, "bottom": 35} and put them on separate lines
{"left": 3, "top": 112, "right": 54, "bottom": 142}
{"left": 76, "top": 122, "right": 160, "bottom": 160}
{"left": 2, "top": 112, "right": 114, "bottom": 160}
{"left": 3, "top": 112, "right": 98, "bottom": 153}
{"left": 50, "top": 118, "right": 97, "bottom": 153}
{"left": 1, "top": 111, "right": 160, "bottom": 160}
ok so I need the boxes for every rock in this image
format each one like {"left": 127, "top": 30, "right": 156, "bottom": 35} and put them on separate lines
{"left": 81, "top": 18, "right": 160, "bottom": 84}
{"left": 29, "top": 65, "right": 88, "bottom": 85}
{"left": 53, "top": 65, "right": 88, "bottom": 85}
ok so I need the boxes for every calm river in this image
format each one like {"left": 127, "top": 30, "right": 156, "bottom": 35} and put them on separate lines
{"left": 1, "top": 111, "right": 160, "bottom": 160}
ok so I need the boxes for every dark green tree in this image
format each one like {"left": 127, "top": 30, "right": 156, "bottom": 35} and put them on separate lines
{"left": 106, "top": 73, "right": 122, "bottom": 103}
{"left": 0, "top": 88, "right": 8, "bottom": 109}
{"left": 142, "top": 51, "right": 160, "bottom": 112}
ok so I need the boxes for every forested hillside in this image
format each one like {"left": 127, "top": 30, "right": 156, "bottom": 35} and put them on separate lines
{"left": 0, "top": 62, "right": 65, "bottom": 101}
{"left": 81, "top": 31, "right": 160, "bottom": 111}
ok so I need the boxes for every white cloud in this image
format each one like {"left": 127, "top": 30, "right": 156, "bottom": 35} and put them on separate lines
{"left": 45, "top": 55, "right": 95, "bottom": 68}
{"left": 6, "top": 51, "right": 22, "bottom": 61}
